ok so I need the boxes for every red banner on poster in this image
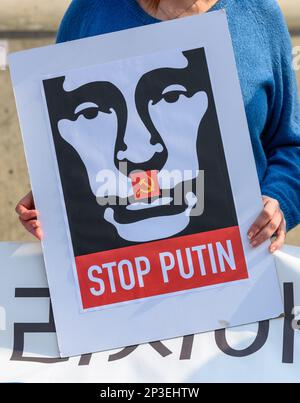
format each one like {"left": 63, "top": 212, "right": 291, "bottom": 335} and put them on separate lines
{"left": 76, "top": 226, "right": 248, "bottom": 310}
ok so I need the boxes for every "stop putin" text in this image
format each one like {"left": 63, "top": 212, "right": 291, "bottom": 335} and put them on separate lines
{"left": 75, "top": 227, "right": 248, "bottom": 309}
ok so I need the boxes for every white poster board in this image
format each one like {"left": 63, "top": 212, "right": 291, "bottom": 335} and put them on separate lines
{"left": 9, "top": 10, "right": 283, "bottom": 357}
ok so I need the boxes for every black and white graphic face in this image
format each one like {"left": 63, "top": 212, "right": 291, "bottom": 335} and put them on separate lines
{"left": 43, "top": 48, "right": 237, "bottom": 255}
{"left": 50, "top": 49, "right": 207, "bottom": 242}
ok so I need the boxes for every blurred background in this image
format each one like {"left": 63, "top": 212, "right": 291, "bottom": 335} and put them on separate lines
{"left": 0, "top": 0, "right": 299, "bottom": 244}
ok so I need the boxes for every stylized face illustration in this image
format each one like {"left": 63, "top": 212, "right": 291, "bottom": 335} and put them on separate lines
{"left": 52, "top": 49, "right": 208, "bottom": 242}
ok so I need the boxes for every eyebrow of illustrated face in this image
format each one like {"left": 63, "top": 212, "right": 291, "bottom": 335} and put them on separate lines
{"left": 60, "top": 81, "right": 127, "bottom": 121}
{"left": 162, "top": 84, "right": 187, "bottom": 94}
{"left": 74, "top": 102, "right": 99, "bottom": 114}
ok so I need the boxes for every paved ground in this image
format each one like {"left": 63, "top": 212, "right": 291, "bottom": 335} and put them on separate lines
{"left": 0, "top": 3, "right": 300, "bottom": 246}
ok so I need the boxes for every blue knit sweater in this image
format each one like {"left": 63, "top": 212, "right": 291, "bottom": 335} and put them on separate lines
{"left": 56, "top": 0, "right": 300, "bottom": 231}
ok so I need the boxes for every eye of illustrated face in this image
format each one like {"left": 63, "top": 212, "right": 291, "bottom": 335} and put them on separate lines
{"left": 152, "top": 84, "right": 188, "bottom": 105}
{"left": 74, "top": 102, "right": 111, "bottom": 120}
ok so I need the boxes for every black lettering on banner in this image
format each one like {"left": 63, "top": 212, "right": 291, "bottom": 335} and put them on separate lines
{"left": 108, "top": 345, "right": 138, "bottom": 362}
{"left": 215, "top": 320, "right": 270, "bottom": 357}
{"left": 78, "top": 354, "right": 93, "bottom": 366}
{"left": 180, "top": 335, "right": 194, "bottom": 360}
{"left": 10, "top": 282, "right": 298, "bottom": 366}
{"left": 282, "top": 283, "right": 295, "bottom": 364}
{"left": 149, "top": 341, "right": 172, "bottom": 357}
{"left": 11, "top": 288, "right": 68, "bottom": 364}
{"left": 108, "top": 341, "right": 172, "bottom": 362}
{"left": 11, "top": 288, "right": 91, "bottom": 366}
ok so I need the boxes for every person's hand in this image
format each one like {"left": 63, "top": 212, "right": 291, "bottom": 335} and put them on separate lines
{"left": 247, "top": 195, "right": 286, "bottom": 253}
{"left": 15, "top": 191, "right": 43, "bottom": 240}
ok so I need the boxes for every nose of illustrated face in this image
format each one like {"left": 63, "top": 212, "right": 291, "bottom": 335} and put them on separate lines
{"left": 117, "top": 142, "right": 163, "bottom": 164}
{"left": 115, "top": 108, "right": 167, "bottom": 175}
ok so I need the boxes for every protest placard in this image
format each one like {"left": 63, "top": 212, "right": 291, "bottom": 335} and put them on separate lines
{"left": 9, "top": 10, "right": 283, "bottom": 357}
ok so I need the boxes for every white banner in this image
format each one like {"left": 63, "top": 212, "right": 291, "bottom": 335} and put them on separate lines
{"left": 0, "top": 242, "right": 299, "bottom": 383}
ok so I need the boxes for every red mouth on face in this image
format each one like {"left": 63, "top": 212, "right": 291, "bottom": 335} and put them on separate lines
{"left": 130, "top": 169, "right": 161, "bottom": 201}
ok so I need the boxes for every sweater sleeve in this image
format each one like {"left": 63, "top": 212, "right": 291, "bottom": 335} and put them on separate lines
{"left": 260, "top": 5, "right": 300, "bottom": 231}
